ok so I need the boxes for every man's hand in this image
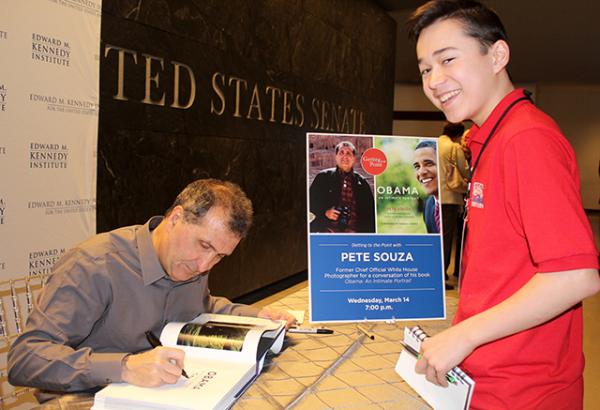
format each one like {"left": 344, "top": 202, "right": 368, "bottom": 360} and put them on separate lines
{"left": 257, "top": 306, "right": 297, "bottom": 329}
{"left": 325, "top": 207, "right": 340, "bottom": 221}
{"left": 121, "top": 347, "right": 186, "bottom": 387}
{"left": 414, "top": 323, "right": 475, "bottom": 387}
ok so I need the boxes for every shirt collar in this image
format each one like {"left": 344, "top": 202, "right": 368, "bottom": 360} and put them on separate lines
{"left": 137, "top": 216, "right": 168, "bottom": 286}
{"left": 467, "top": 88, "right": 531, "bottom": 164}
{"left": 469, "top": 88, "right": 529, "bottom": 145}
{"left": 336, "top": 166, "right": 354, "bottom": 176}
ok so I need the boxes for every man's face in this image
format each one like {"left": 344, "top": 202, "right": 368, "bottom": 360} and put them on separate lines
{"left": 158, "top": 206, "right": 241, "bottom": 282}
{"left": 416, "top": 18, "right": 498, "bottom": 126}
{"left": 335, "top": 146, "right": 355, "bottom": 173}
{"left": 413, "top": 147, "right": 438, "bottom": 197}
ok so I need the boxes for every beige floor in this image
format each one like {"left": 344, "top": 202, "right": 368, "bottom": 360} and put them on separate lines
{"left": 263, "top": 213, "right": 600, "bottom": 409}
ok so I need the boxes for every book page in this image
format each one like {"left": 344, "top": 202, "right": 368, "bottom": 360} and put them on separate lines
{"left": 177, "top": 321, "right": 254, "bottom": 352}
{"left": 93, "top": 358, "right": 255, "bottom": 410}
{"left": 160, "top": 313, "right": 285, "bottom": 362}
{"left": 93, "top": 314, "right": 286, "bottom": 410}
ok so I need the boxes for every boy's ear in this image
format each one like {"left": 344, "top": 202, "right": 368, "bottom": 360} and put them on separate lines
{"left": 491, "top": 39, "right": 510, "bottom": 73}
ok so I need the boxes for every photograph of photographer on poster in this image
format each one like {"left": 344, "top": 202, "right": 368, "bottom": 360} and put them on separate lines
{"left": 308, "top": 135, "right": 375, "bottom": 233}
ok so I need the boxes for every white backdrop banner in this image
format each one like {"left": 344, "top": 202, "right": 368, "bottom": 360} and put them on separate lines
{"left": 0, "top": 0, "right": 101, "bottom": 282}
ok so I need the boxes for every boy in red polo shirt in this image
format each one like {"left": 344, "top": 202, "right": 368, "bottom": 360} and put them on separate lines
{"left": 406, "top": 1, "right": 600, "bottom": 409}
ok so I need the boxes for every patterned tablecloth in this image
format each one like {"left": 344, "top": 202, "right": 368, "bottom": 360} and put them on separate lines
{"left": 236, "top": 285, "right": 457, "bottom": 410}
{"left": 33, "top": 285, "right": 457, "bottom": 410}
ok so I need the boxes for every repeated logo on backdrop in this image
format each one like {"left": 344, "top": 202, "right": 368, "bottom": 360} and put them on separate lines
{"left": 28, "top": 197, "right": 96, "bottom": 216}
{"left": 30, "top": 142, "right": 69, "bottom": 169}
{"left": 1, "top": 1, "right": 99, "bottom": 288}
{"left": 47, "top": 0, "right": 102, "bottom": 17}
{"left": 29, "top": 93, "right": 99, "bottom": 116}
{"left": 0, "top": 84, "right": 6, "bottom": 112}
{"left": 31, "top": 32, "right": 71, "bottom": 67}
{"left": 29, "top": 247, "right": 66, "bottom": 276}
{"left": 0, "top": 198, "right": 5, "bottom": 225}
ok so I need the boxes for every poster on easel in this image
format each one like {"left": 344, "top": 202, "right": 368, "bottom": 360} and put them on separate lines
{"left": 307, "top": 133, "right": 445, "bottom": 322}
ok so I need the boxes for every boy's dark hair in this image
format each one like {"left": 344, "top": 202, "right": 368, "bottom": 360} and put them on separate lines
{"left": 443, "top": 122, "right": 465, "bottom": 138}
{"left": 406, "top": 0, "right": 508, "bottom": 53}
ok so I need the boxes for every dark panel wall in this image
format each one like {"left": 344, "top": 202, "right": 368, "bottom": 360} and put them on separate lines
{"left": 98, "top": 0, "right": 396, "bottom": 299}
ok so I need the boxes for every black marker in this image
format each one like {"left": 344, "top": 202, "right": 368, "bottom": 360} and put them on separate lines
{"left": 288, "top": 327, "right": 334, "bottom": 334}
{"left": 145, "top": 330, "right": 189, "bottom": 379}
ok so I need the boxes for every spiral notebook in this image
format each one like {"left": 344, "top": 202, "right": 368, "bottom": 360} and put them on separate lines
{"left": 395, "top": 326, "right": 475, "bottom": 410}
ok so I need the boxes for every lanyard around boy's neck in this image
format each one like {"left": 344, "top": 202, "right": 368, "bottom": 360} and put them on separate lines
{"left": 458, "top": 89, "right": 533, "bottom": 288}
{"left": 466, "top": 89, "right": 533, "bottom": 192}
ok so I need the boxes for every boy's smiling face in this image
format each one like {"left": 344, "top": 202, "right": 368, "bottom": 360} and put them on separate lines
{"left": 416, "top": 18, "right": 504, "bottom": 126}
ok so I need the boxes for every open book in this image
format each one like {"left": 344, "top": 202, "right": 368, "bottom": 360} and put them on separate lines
{"left": 92, "top": 313, "right": 286, "bottom": 410}
{"left": 395, "top": 326, "right": 475, "bottom": 410}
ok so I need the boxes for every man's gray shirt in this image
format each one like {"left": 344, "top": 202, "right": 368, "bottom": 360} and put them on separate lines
{"left": 8, "top": 216, "right": 259, "bottom": 392}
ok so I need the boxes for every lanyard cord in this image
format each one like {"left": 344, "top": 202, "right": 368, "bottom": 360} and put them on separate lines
{"left": 458, "top": 90, "right": 532, "bottom": 288}
{"left": 467, "top": 90, "right": 533, "bottom": 188}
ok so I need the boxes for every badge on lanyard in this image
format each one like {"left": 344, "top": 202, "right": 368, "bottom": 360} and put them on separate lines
{"left": 471, "top": 182, "right": 484, "bottom": 208}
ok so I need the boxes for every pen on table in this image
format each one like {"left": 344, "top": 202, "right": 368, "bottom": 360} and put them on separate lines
{"left": 287, "top": 327, "right": 334, "bottom": 334}
{"left": 356, "top": 324, "right": 375, "bottom": 340}
{"left": 145, "top": 330, "right": 189, "bottom": 379}
{"left": 400, "top": 342, "right": 457, "bottom": 384}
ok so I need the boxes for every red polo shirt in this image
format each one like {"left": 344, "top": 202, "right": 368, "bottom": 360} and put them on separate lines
{"left": 456, "top": 89, "right": 599, "bottom": 409}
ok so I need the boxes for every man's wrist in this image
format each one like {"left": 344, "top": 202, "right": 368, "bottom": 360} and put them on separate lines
{"left": 120, "top": 353, "right": 131, "bottom": 379}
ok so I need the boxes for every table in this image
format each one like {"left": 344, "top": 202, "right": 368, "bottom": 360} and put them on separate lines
{"left": 33, "top": 284, "right": 457, "bottom": 410}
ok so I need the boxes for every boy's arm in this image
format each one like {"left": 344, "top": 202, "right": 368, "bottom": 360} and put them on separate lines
{"left": 416, "top": 268, "right": 600, "bottom": 386}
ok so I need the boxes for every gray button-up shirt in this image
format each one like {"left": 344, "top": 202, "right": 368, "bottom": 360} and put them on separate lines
{"left": 8, "top": 216, "right": 259, "bottom": 392}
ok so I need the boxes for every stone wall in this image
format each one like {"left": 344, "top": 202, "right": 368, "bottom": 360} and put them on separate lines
{"left": 98, "top": 0, "right": 396, "bottom": 298}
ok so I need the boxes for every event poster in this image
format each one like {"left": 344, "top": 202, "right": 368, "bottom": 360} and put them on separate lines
{"left": 307, "top": 133, "right": 445, "bottom": 322}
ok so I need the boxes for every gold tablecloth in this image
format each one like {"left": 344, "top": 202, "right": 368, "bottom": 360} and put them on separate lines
{"left": 32, "top": 284, "right": 457, "bottom": 410}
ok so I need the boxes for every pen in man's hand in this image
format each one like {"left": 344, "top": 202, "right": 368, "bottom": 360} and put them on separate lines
{"left": 145, "top": 330, "right": 189, "bottom": 379}
{"left": 400, "top": 342, "right": 457, "bottom": 384}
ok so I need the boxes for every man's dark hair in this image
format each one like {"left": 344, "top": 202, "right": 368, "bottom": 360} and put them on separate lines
{"left": 443, "top": 122, "right": 465, "bottom": 138}
{"left": 406, "top": 0, "right": 508, "bottom": 53}
{"left": 166, "top": 179, "right": 253, "bottom": 238}
{"left": 415, "top": 140, "right": 437, "bottom": 152}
